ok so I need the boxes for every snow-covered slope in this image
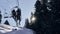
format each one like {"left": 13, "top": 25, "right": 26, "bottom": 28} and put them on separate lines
{"left": 0, "top": 24, "right": 34, "bottom": 34}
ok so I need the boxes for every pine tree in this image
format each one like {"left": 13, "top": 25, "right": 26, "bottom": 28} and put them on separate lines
{"left": 25, "top": 18, "right": 30, "bottom": 28}
{"left": 29, "top": 0, "right": 42, "bottom": 34}
{"left": 0, "top": 11, "right": 2, "bottom": 23}
{"left": 50, "top": 0, "right": 60, "bottom": 34}
{"left": 33, "top": 0, "right": 50, "bottom": 34}
{"left": 29, "top": 0, "right": 56, "bottom": 34}
{"left": 4, "top": 20, "right": 10, "bottom": 25}
{"left": 29, "top": 0, "right": 60, "bottom": 34}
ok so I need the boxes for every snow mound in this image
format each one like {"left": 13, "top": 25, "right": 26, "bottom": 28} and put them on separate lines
{"left": 0, "top": 24, "right": 21, "bottom": 33}
{"left": 0, "top": 24, "right": 34, "bottom": 34}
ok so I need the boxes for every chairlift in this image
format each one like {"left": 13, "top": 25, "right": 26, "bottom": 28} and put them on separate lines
{"left": 10, "top": 0, "right": 21, "bottom": 27}
{"left": 12, "top": 6, "right": 21, "bottom": 27}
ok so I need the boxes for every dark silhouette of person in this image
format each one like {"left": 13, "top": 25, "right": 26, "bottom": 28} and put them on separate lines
{"left": 12, "top": 10, "right": 16, "bottom": 21}
{"left": 16, "top": 8, "right": 21, "bottom": 25}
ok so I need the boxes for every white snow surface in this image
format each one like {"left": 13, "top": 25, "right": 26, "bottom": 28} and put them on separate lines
{"left": 0, "top": 24, "right": 34, "bottom": 34}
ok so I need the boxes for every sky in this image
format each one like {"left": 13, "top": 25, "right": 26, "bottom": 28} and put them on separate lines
{"left": 19, "top": 0, "right": 36, "bottom": 27}
{"left": 0, "top": 0, "right": 36, "bottom": 27}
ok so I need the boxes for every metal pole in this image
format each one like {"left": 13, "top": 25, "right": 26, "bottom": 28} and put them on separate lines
{"left": 17, "top": 0, "right": 19, "bottom": 7}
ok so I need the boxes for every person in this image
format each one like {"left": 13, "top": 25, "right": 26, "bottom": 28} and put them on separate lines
{"left": 16, "top": 8, "right": 21, "bottom": 25}
{"left": 12, "top": 10, "right": 16, "bottom": 21}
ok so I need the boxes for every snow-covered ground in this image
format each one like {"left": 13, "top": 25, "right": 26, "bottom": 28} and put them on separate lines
{"left": 0, "top": 24, "right": 35, "bottom": 34}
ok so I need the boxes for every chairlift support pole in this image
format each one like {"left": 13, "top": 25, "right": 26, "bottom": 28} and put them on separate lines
{"left": 17, "top": 0, "right": 19, "bottom": 7}
{"left": 16, "top": 0, "right": 20, "bottom": 27}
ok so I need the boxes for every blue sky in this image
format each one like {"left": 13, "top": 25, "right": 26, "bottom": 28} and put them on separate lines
{"left": 0, "top": 0, "right": 36, "bottom": 27}
{"left": 19, "top": 0, "right": 36, "bottom": 27}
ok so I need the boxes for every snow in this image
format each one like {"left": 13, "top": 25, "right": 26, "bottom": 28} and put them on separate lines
{"left": 0, "top": 24, "right": 35, "bottom": 34}
{"left": 1, "top": 17, "right": 17, "bottom": 26}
